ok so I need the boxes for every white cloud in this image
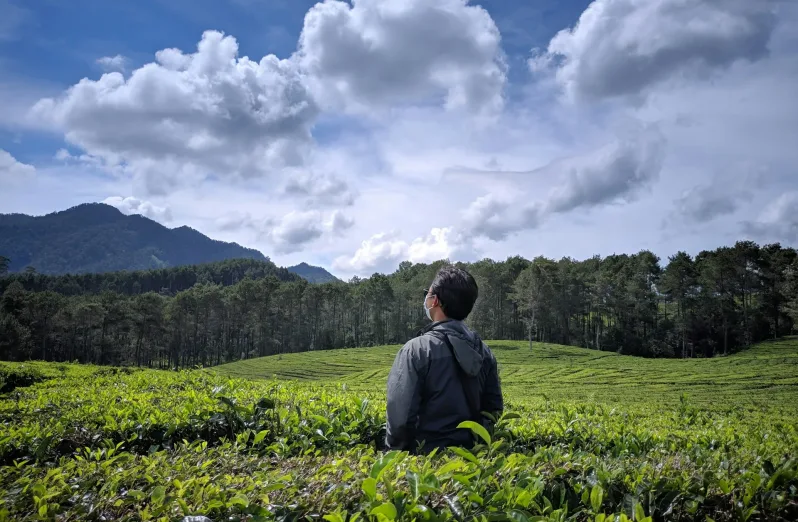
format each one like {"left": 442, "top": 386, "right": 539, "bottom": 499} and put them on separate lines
{"left": 452, "top": 129, "right": 665, "bottom": 242}
{"left": 0, "top": 149, "right": 35, "bottom": 182}
{"left": 263, "top": 210, "right": 326, "bottom": 254}
{"left": 103, "top": 196, "right": 173, "bottom": 223}
{"left": 215, "top": 211, "right": 258, "bottom": 232}
{"left": 744, "top": 192, "right": 798, "bottom": 245}
{"left": 674, "top": 184, "right": 743, "bottom": 224}
{"left": 297, "top": 0, "right": 506, "bottom": 116}
{"left": 333, "top": 227, "right": 473, "bottom": 274}
{"left": 327, "top": 210, "right": 355, "bottom": 235}
{"left": 534, "top": 0, "right": 778, "bottom": 102}
{"left": 544, "top": 128, "right": 665, "bottom": 214}
{"left": 96, "top": 55, "right": 127, "bottom": 72}
{"left": 30, "top": 30, "right": 319, "bottom": 195}
{"left": 5, "top": 0, "right": 798, "bottom": 276}
{"left": 283, "top": 170, "right": 356, "bottom": 207}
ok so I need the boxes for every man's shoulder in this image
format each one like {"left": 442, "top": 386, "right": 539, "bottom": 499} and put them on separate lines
{"left": 403, "top": 332, "right": 440, "bottom": 351}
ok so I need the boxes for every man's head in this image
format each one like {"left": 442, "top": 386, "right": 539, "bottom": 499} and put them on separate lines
{"left": 424, "top": 265, "right": 479, "bottom": 322}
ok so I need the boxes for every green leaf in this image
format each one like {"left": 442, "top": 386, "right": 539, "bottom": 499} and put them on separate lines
{"left": 151, "top": 486, "right": 166, "bottom": 504}
{"left": 38, "top": 505, "right": 47, "bottom": 517}
{"left": 457, "top": 420, "right": 491, "bottom": 446}
{"left": 310, "top": 414, "right": 330, "bottom": 425}
{"left": 371, "top": 451, "right": 400, "bottom": 479}
{"left": 590, "top": 485, "right": 603, "bottom": 513}
{"left": 207, "top": 500, "right": 224, "bottom": 510}
{"left": 718, "top": 479, "right": 731, "bottom": 494}
{"left": 253, "top": 429, "right": 269, "bottom": 445}
{"left": 229, "top": 494, "right": 249, "bottom": 508}
{"left": 324, "top": 515, "right": 345, "bottom": 522}
{"left": 407, "top": 471, "right": 420, "bottom": 500}
{"left": 411, "top": 505, "right": 436, "bottom": 521}
{"left": 508, "top": 510, "right": 530, "bottom": 522}
{"left": 439, "top": 460, "right": 466, "bottom": 475}
{"left": 595, "top": 515, "right": 606, "bottom": 522}
{"left": 449, "top": 446, "right": 479, "bottom": 465}
{"left": 371, "top": 503, "right": 398, "bottom": 521}
{"left": 517, "top": 490, "right": 534, "bottom": 509}
{"left": 362, "top": 477, "right": 377, "bottom": 500}
{"left": 634, "top": 502, "right": 645, "bottom": 522}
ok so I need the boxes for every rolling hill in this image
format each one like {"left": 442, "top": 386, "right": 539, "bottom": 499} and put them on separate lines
{"left": 212, "top": 337, "right": 798, "bottom": 411}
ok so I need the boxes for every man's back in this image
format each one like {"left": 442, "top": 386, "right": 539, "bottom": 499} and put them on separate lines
{"left": 385, "top": 319, "right": 503, "bottom": 453}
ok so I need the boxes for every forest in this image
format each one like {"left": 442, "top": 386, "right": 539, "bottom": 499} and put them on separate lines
{"left": 1, "top": 240, "right": 797, "bottom": 368}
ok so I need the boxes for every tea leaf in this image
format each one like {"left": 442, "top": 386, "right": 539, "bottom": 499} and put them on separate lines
{"left": 457, "top": 421, "right": 491, "bottom": 446}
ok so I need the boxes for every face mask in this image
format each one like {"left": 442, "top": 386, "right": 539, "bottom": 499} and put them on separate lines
{"left": 423, "top": 296, "right": 433, "bottom": 321}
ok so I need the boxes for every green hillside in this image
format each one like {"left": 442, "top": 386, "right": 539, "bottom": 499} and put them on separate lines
{"left": 213, "top": 338, "right": 798, "bottom": 412}
{"left": 3, "top": 339, "right": 797, "bottom": 520}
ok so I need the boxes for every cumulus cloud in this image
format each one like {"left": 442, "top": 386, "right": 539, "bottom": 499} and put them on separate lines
{"left": 263, "top": 210, "right": 326, "bottom": 254}
{"left": 333, "top": 227, "right": 473, "bottom": 274}
{"left": 215, "top": 211, "right": 259, "bottom": 232}
{"left": 30, "top": 30, "right": 319, "bottom": 195}
{"left": 743, "top": 192, "right": 798, "bottom": 244}
{"left": 103, "top": 196, "right": 173, "bottom": 223}
{"left": 675, "top": 184, "right": 742, "bottom": 223}
{"left": 215, "top": 207, "right": 355, "bottom": 253}
{"left": 96, "top": 54, "right": 127, "bottom": 72}
{"left": 533, "top": 0, "right": 778, "bottom": 102}
{"left": 544, "top": 129, "right": 665, "bottom": 214}
{"left": 0, "top": 149, "right": 35, "bottom": 181}
{"left": 455, "top": 129, "right": 665, "bottom": 242}
{"left": 327, "top": 210, "right": 355, "bottom": 235}
{"left": 283, "top": 171, "right": 356, "bottom": 207}
{"left": 460, "top": 194, "right": 539, "bottom": 242}
{"left": 297, "top": 0, "right": 506, "bottom": 115}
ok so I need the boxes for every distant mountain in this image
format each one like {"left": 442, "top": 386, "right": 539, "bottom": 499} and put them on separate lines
{"left": 0, "top": 204, "right": 328, "bottom": 281}
{"left": 288, "top": 262, "right": 340, "bottom": 283}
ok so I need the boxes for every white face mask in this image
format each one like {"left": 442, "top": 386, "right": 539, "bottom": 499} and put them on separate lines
{"left": 423, "top": 295, "right": 433, "bottom": 321}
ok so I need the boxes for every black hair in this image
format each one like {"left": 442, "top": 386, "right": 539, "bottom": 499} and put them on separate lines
{"left": 429, "top": 265, "right": 479, "bottom": 321}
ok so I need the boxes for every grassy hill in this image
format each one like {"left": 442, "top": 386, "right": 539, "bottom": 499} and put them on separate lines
{"left": 3, "top": 339, "right": 798, "bottom": 520}
{"left": 213, "top": 338, "right": 798, "bottom": 412}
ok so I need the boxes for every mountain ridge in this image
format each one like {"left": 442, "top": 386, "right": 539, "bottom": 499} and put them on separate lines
{"left": 0, "top": 203, "right": 337, "bottom": 283}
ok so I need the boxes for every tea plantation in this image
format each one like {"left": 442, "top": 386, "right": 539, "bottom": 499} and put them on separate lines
{"left": 2, "top": 340, "right": 797, "bottom": 521}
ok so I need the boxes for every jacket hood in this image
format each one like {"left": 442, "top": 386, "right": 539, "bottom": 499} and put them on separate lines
{"left": 428, "top": 320, "right": 484, "bottom": 377}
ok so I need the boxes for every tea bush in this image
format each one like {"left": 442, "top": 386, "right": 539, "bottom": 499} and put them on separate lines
{"left": 1, "top": 340, "right": 797, "bottom": 521}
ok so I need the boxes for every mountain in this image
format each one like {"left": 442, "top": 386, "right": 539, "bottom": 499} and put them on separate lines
{"left": 287, "top": 262, "right": 340, "bottom": 283}
{"left": 0, "top": 204, "right": 320, "bottom": 278}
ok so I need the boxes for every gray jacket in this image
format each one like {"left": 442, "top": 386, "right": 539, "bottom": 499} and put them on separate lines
{"left": 385, "top": 319, "right": 503, "bottom": 453}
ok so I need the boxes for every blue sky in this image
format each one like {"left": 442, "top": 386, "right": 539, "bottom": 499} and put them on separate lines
{"left": 1, "top": 0, "right": 797, "bottom": 276}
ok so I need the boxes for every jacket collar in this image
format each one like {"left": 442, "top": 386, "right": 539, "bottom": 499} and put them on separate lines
{"left": 417, "top": 318, "right": 454, "bottom": 337}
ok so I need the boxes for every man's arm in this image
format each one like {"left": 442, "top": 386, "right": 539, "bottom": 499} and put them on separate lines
{"left": 385, "top": 340, "right": 428, "bottom": 450}
{"left": 481, "top": 350, "right": 504, "bottom": 424}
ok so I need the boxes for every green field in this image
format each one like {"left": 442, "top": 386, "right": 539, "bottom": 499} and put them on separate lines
{"left": 1, "top": 340, "right": 797, "bottom": 521}
{"left": 215, "top": 339, "right": 798, "bottom": 413}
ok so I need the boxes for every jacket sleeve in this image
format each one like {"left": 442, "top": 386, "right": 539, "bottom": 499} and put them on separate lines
{"left": 385, "top": 339, "right": 428, "bottom": 451}
{"left": 481, "top": 349, "right": 504, "bottom": 420}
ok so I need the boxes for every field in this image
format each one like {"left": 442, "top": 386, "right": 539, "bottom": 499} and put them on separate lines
{"left": 1, "top": 340, "right": 797, "bottom": 521}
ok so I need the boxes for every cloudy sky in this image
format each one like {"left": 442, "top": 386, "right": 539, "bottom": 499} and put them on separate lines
{"left": 1, "top": 0, "right": 796, "bottom": 278}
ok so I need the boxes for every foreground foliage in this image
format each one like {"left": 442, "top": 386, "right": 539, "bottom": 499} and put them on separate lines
{"left": 2, "top": 340, "right": 798, "bottom": 521}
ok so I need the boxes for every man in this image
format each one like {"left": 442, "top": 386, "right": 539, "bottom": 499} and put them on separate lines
{"left": 385, "top": 265, "right": 504, "bottom": 453}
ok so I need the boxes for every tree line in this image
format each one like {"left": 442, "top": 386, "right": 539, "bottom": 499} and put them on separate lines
{"left": 1, "top": 240, "right": 797, "bottom": 368}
